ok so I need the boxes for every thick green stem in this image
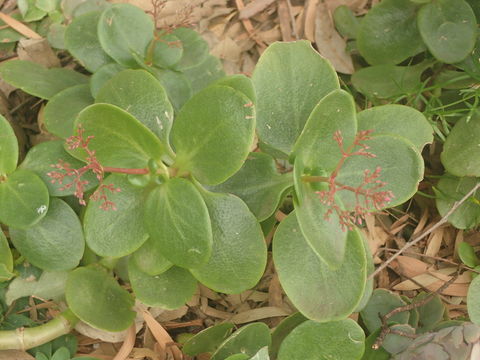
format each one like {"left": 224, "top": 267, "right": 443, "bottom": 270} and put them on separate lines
{"left": 0, "top": 309, "right": 78, "bottom": 350}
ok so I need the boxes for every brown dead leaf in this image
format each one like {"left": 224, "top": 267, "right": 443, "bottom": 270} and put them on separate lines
{"left": 390, "top": 256, "right": 429, "bottom": 278}
{"left": 304, "top": 0, "right": 318, "bottom": 42}
{"left": 17, "top": 39, "right": 60, "bottom": 68}
{"left": 239, "top": 0, "right": 276, "bottom": 19}
{"left": 0, "top": 351, "right": 34, "bottom": 360}
{"left": 425, "top": 227, "right": 444, "bottom": 259}
{"left": 319, "top": 3, "right": 350, "bottom": 57}
{"left": 211, "top": 37, "right": 242, "bottom": 61}
{"left": 230, "top": 307, "right": 291, "bottom": 324}
{"left": 277, "top": 0, "right": 294, "bottom": 41}
{"left": 112, "top": 324, "right": 136, "bottom": 360}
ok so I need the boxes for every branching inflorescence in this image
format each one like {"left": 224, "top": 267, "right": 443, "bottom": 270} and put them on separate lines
{"left": 310, "top": 130, "right": 394, "bottom": 230}
{"left": 47, "top": 126, "right": 121, "bottom": 210}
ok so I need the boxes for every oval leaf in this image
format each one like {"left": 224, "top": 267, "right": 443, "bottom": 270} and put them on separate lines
{"left": 19, "top": 140, "right": 99, "bottom": 197}
{"left": 211, "top": 323, "right": 271, "bottom": 360}
{"left": 293, "top": 156, "right": 347, "bottom": 267}
{"left": 152, "top": 33, "right": 183, "bottom": 68}
{"left": 293, "top": 89, "right": 357, "bottom": 172}
{"left": 417, "top": 0, "right": 477, "bottom": 63}
{"left": 0, "top": 169, "right": 49, "bottom": 228}
{"left": 190, "top": 190, "right": 267, "bottom": 294}
{"left": 10, "top": 198, "right": 84, "bottom": 271}
{"left": 252, "top": 41, "right": 339, "bottom": 156}
{"left": 131, "top": 237, "right": 173, "bottom": 276}
{"left": 435, "top": 175, "right": 480, "bottom": 229}
{"left": 172, "top": 27, "right": 209, "bottom": 71}
{"left": 129, "top": 260, "right": 197, "bottom": 309}
{"left": 277, "top": 319, "right": 365, "bottom": 360}
{"left": 0, "top": 230, "right": 13, "bottom": 282}
{"left": 360, "top": 289, "right": 409, "bottom": 333}
{"left": 97, "top": 4, "right": 154, "bottom": 67}
{"left": 209, "top": 152, "right": 293, "bottom": 221}
{"left": 64, "top": 11, "right": 112, "bottom": 72}
{"left": 183, "top": 55, "right": 225, "bottom": 95}
{"left": 84, "top": 174, "right": 148, "bottom": 257}
{"left": 357, "top": 104, "right": 433, "bottom": 151}
{"left": 66, "top": 266, "right": 135, "bottom": 332}
{"left": 336, "top": 135, "right": 424, "bottom": 210}
{"left": 270, "top": 313, "right": 308, "bottom": 359}
{"left": 172, "top": 85, "right": 255, "bottom": 185}
{"left": 44, "top": 84, "right": 94, "bottom": 139}
{"left": 273, "top": 211, "right": 366, "bottom": 321}
{"left": 468, "top": 274, "right": 480, "bottom": 325}
{"left": 183, "top": 323, "right": 235, "bottom": 356}
{"left": 144, "top": 178, "right": 212, "bottom": 268}
{"left": 0, "top": 114, "right": 18, "bottom": 175}
{"left": 357, "top": 0, "right": 424, "bottom": 65}
{"left": 0, "top": 60, "right": 88, "bottom": 99}
{"left": 72, "top": 103, "right": 163, "bottom": 168}
{"left": 90, "top": 63, "right": 125, "bottom": 97}
{"left": 95, "top": 69, "right": 174, "bottom": 155}
{"left": 441, "top": 111, "right": 480, "bottom": 177}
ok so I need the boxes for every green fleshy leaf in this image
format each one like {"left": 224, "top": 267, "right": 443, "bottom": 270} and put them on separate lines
{"left": 417, "top": 0, "right": 477, "bottom": 63}
{"left": 273, "top": 211, "right": 366, "bottom": 321}
{"left": 131, "top": 237, "right": 173, "bottom": 276}
{"left": 0, "top": 60, "right": 87, "bottom": 99}
{"left": 43, "top": 84, "right": 94, "bottom": 138}
{"left": 293, "top": 156, "right": 347, "bottom": 267}
{"left": 172, "top": 85, "right": 255, "bottom": 185}
{"left": 212, "top": 75, "right": 256, "bottom": 103}
{"left": 211, "top": 323, "right": 271, "bottom": 360}
{"left": 441, "top": 112, "right": 480, "bottom": 177}
{"left": 362, "top": 328, "right": 390, "bottom": 360}
{"left": 336, "top": 135, "right": 424, "bottom": 210}
{"left": 333, "top": 5, "right": 360, "bottom": 39}
{"left": 458, "top": 242, "right": 480, "bottom": 267}
{"left": 435, "top": 175, "right": 480, "bottom": 229}
{"left": 65, "top": 11, "right": 112, "bottom": 72}
{"left": 97, "top": 4, "right": 154, "bottom": 67}
{"left": 47, "top": 23, "right": 66, "bottom": 50}
{"left": 270, "top": 313, "right": 308, "bottom": 359}
{"left": 209, "top": 152, "right": 293, "bottom": 221}
{"left": 71, "top": 0, "right": 110, "bottom": 17}
{"left": 10, "top": 198, "right": 84, "bottom": 271}
{"left": 183, "top": 323, "right": 234, "bottom": 356}
{"left": 66, "top": 266, "right": 135, "bottom": 332}
{"left": 0, "top": 114, "right": 18, "bottom": 175}
{"left": 357, "top": 104, "right": 433, "bottom": 151}
{"left": 382, "top": 324, "right": 415, "bottom": 354}
{"left": 172, "top": 27, "right": 209, "bottom": 70}
{"left": 154, "top": 68, "right": 192, "bottom": 111}
{"left": 357, "top": 0, "right": 424, "bottom": 65}
{"left": 293, "top": 89, "right": 357, "bottom": 172}
{"left": 18, "top": 0, "right": 47, "bottom": 22}
{"left": 19, "top": 140, "right": 98, "bottom": 196}
{"left": 0, "top": 169, "right": 50, "bottom": 228}
{"left": 278, "top": 319, "right": 365, "bottom": 360}
{"left": 190, "top": 189, "right": 267, "bottom": 294}
{"left": 468, "top": 275, "right": 480, "bottom": 325}
{"left": 144, "top": 178, "right": 212, "bottom": 268}
{"left": 252, "top": 41, "right": 339, "bottom": 156}
{"left": 360, "top": 289, "right": 409, "bottom": 333}
{"left": 0, "top": 231, "right": 13, "bottom": 282}
{"left": 183, "top": 55, "right": 225, "bottom": 95}
{"left": 95, "top": 69, "right": 174, "bottom": 155}
{"left": 72, "top": 103, "right": 163, "bottom": 168}
{"left": 457, "top": 38, "right": 480, "bottom": 80}
{"left": 152, "top": 33, "right": 183, "bottom": 68}
{"left": 352, "top": 62, "right": 431, "bottom": 99}
{"left": 129, "top": 260, "right": 197, "bottom": 309}
{"left": 90, "top": 63, "right": 125, "bottom": 97}
{"left": 6, "top": 271, "right": 68, "bottom": 305}
{"left": 83, "top": 174, "right": 148, "bottom": 257}
{"left": 414, "top": 292, "right": 445, "bottom": 333}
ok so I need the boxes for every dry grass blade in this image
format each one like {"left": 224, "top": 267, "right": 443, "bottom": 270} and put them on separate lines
{"left": 0, "top": 12, "right": 41, "bottom": 40}
{"left": 142, "top": 309, "right": 183, "bottom": 360}
{"left": 112, "top": 324, "right": 136, "bottom": 360}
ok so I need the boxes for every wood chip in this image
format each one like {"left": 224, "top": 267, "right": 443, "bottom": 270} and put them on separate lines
{"left": 0, "top": 12, "right": 41, "bottom": 40}
{"left": 239, "top": 0, "right": 276, "bottom": 19}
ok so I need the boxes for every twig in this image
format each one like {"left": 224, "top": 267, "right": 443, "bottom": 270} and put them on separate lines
{"left": 369, "top": 182, "right": 480, "bottom": 280}
{"left": 372, "top": 270, "right": 460, "bottom": 350}
{"left": 0, "top": 12, "right": 41, "bottom": 39}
